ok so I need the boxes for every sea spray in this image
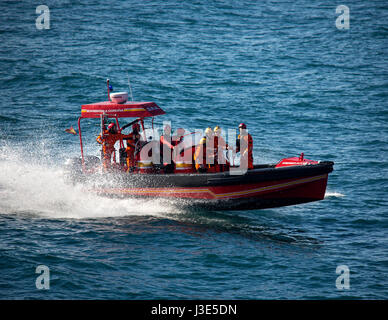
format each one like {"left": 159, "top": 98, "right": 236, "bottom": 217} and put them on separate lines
{"left": 0, "top": 143, "right": 180, "bottom": 219}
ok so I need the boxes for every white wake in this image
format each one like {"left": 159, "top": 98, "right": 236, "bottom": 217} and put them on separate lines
{"left": 0, "top": 144, "right": 179, "bottom": 219}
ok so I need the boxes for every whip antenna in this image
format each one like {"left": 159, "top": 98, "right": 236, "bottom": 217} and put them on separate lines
{"left": 127, "top": 72, "right": 134, "bottom": 101}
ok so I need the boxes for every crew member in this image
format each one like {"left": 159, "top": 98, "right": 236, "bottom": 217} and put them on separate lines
{"left": 124, "top": 123, "right": 141, "bottom": 172}
{"left": 171, "top": 128, "right": 186, "bottom": 165}
{"left": 96, "top": 122, "right": 123, "bottom": 170}
{"left": 172, "top": 128, "right": 185, "bottom": 147}
{"left": 160, "top": 124, "right": 175, "bottom": 173}
{"left": 194, "top": 127, "right": 215, "bottom": 172}
{"left": 213, "top": 126, "right": 230, "bottom": 172}
{"left": 236, "top": 123, "right": 253, "bottom": 170}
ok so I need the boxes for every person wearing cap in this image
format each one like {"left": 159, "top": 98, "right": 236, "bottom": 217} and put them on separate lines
{"left": 194, "top": 127, "right": 216, "bottom": 172}
{"left": 236, "top": 123, "right": 253, "bottom": 170}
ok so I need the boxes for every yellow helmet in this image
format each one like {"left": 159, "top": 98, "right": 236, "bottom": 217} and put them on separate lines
{"left": 214, "top": 126, "right": 221, "bottom": 135}
{"left": 204, "top": 127, "right": 213, "bottom": 136}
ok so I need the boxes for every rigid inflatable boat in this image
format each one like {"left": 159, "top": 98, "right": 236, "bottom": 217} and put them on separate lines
{"left": 65, "top": 81, "right": 334, "bottom": 211}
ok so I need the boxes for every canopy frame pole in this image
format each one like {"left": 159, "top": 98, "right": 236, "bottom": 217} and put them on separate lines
{"left": 140, "top": 118, "right": 146, "bottom": 141}
{"left": 99, "top": 114, "right": 106, "bottom": 166}
{"left": 115, "top": 115, "right": 124, "bottom": 150}
{"left": 78, "top": 116, "right": 85, "bottom": 171}
{"left": 107, "top": 79, "right": 110, "bottom": 101}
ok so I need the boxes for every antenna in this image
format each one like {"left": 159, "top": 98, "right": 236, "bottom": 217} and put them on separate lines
{"left": 127, "top": 72, "right": 134, "bottom": 101}
{"left": 107, "top": 78, "right": 110, "bottom": 100}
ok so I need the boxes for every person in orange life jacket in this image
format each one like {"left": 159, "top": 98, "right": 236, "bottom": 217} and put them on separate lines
{"left": 159, "top": 124, "right": 175, "bottom": 173}
{"left": 171, "top": 128, "right": 185, "bottom": 147}
{"left": 194, "top": 127, "right": 216, "bottom": 172}
{"left": 213, "top": 126, "right": 231, "bottom": 172}
{"left": 236, "top": 123, "right": 253, "bottom": 170}
{"left": 96, "top": 122, "right": 126, "bottom": 169}
{"left": 171, "top": 128, "right": 186, "bottom": 164}
{"left": 124, "top": 123, "right": 141, "bottom": 172}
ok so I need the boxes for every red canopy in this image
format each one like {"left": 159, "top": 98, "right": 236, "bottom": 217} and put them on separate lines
{"left": 81, "top": 101, "right": 165, "bottom": 118}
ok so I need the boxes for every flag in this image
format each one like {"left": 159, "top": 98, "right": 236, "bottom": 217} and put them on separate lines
{"left": 65, "top": 126, "right": 77, "bottom": 135}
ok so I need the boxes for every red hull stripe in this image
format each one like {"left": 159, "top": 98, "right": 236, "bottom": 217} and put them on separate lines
{"left": 94, "top": 174, "right": 328, "bottom": 199}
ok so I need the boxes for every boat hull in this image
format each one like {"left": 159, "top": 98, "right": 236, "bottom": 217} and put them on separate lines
{"left": 77, "top": 161, "right": 334, "bottom": 210}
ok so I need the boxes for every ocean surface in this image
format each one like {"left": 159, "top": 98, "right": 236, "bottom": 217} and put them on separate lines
{"left": 0, "top": 0, "right": 387, "bottom": 299}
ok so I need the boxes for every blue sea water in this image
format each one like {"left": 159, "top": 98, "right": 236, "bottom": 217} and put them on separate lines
{"left": 0, "top": 0, "right": 387, "bottom": 299}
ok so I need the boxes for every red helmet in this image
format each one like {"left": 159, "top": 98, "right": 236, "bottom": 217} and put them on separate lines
{"left": 239, "top": 123, "right": 246, "bottom": 129}
{"left": 107, "top": 122, "right": 117, "bottom": 133}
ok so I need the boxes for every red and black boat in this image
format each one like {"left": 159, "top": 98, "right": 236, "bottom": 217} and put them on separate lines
{"left": 65, "top": 82, "right": 334, "bottom": 211}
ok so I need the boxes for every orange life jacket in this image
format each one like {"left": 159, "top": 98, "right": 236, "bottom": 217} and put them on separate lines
{"left": 96, "top": 131, "right": 122, "bottom": 154}
{"left": 96, "top": 131, "right": 131, "bottom": 169}
{"left": 194, "top": 137, "right": 216, "bottom": 171}
{"left": 124, "top": 132, "right": 140, "bottom": 169}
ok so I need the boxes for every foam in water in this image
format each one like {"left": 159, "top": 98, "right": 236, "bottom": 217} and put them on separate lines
{"left": 0, "top": 144, "right": 180, "bottom": 219}
{"left": 324, "top": 191, "right": 345, "bottom": 198}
